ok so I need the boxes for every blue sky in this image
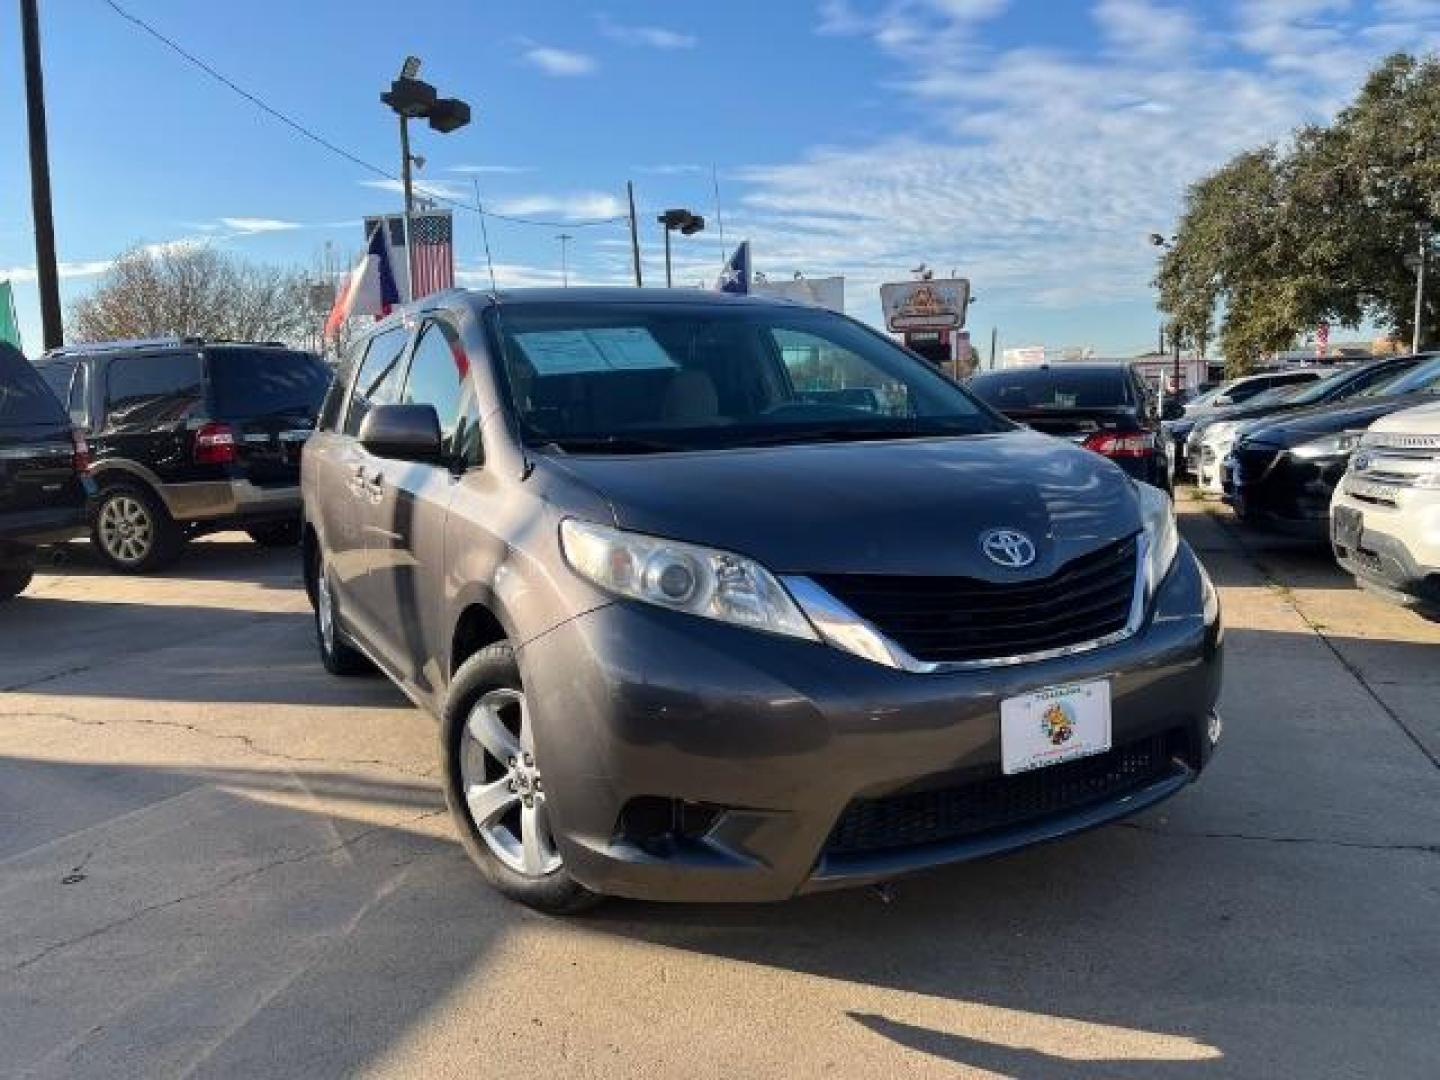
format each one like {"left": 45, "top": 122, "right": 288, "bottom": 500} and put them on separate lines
{"left": 3, "top": 0, "right": 1439, "bottom": 356}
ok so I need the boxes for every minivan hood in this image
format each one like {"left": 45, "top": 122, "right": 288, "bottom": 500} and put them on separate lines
{"left": 541, "top": 430, "right": 1142, "bottom": 578}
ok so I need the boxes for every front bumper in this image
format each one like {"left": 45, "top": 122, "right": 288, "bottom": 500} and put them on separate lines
{"left": 1332, "top": 488, "right": 1440, "bottom": 607}
{"left": 519, "top": 546, "right": 1223, "bottom": 902}
{"left": 1222, "top": 443, "right": 1342, "bottom": 539}
{"left": 158, "top": 479, "right": 300, "bottom": 526}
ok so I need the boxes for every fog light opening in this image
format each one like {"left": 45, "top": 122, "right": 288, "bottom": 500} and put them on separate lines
{"left": 617, "top": 797, "right": 725, "bottom": 858}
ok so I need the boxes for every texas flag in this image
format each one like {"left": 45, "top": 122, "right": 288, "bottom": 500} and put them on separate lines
{"left": 716, "top": 241, "right": 750, "bottom": 295}
{"left": 324, "top": 223, "right": 401, "bottom": 340}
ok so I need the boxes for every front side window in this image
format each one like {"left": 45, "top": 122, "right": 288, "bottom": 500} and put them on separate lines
{"left": 402, "top": 321, "right": 471, "bottom": 449}
{"left": 344, "top": 327, "right": 409, "bottom": 437}
{"left": 104, "top": 353, "right": 205, "bottom": 428}
{"left": 492, "top": 303, "right": 1004, "bottom": 452}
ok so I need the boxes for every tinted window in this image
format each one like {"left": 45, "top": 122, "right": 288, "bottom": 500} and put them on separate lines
{"left": 104, "top": 353, "right": 205, "bottom": 427}
{"left": 494, "top": 303, "right": 1002, "bottom": 452}
{"left": 344, "top": 327, "right": 409, "bottom": 437}
{"left": 208, "top": 348, "right": 330, "bottom": 421}
{"left": 319, "top": 342, "right": 364, "bottom": 432}
{"left": 968, "top": 367, "right": 1131, "bottom": 409}
{"left": 0, "top": 348, "right": 67, "bottom": 426}
{"left": 37, "top": 359, "right": 75, "bottom": 402}
{"left": 402, "top": 322, "right": 470, "bottom": 445}
{"left": 1370, "top": 357, "right": 1440, "bottom": 396}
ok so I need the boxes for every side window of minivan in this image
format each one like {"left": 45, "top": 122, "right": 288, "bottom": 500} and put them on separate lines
{"left": 343, "top": 327, "right": 409, "bottom": 437}
{"left": 402, "top": 320, "right": 483, "bottom": 465}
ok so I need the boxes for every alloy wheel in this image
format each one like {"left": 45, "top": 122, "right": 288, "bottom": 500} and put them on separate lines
{"left": 98, "top": 495, "right": 154, "bottom": 565}
{"left": 460, "top": 687, "right": 562, "bottom": 877}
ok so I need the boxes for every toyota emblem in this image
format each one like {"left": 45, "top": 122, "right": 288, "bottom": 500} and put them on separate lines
{"left": 980, "top": 528, "right": 1038, "bottom": 569}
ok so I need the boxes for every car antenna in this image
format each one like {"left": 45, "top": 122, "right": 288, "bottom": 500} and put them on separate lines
{"left": 470, "top": 177, "right": 500, "bottom": 299}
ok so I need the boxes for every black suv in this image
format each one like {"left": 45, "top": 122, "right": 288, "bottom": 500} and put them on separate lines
{"left": 36, "top": 337, "right": 330, "bottom": 572}
{"left": 1, "top": 343, "right": 93, "bottom": 599}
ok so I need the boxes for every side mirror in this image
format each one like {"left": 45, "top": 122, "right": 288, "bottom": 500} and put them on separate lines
{"left": 358, "top": 403, "right": 443, "bottom": 463}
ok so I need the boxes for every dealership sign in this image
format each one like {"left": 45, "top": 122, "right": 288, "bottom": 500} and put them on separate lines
{"left": 880, "top": 279, "right": 970, "bottom": 331}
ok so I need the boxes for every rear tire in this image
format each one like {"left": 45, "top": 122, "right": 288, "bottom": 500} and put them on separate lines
{"left": 91, "top": 482, "right": 183, "bottom": 573}
{"left": 314, "top": 559, "right": 373, "bottom": 677}
{"left": 442, "top": 643, "right": 601, "bottom": 915}
{"left": 248, "top": 521, "right": 302, "bottom": 548}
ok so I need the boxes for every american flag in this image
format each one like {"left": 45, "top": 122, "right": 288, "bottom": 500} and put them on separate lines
{"left": 409, "top": 211, "right": 454, "bottom": 299}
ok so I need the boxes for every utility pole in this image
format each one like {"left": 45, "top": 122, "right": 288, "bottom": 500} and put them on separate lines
{"left": 1412, "top": 225, "right": 1429, "bottom": 355}
{"left": 627, "top": 181, "right": 643, "bottom": 286}
{"left": 556, "top": 233, "right": 573, "bottom": 288}
{"left": 21, "top": 0, "right": 62, "bottom": 350}
{"left": 397, "top": 114, "right": 415, "bottom": 301}
{"left": 989, "top": 326, "right": 998, "bottom": 369}
{"left": 662, "top": 223, "right": 673, "bottom": 288}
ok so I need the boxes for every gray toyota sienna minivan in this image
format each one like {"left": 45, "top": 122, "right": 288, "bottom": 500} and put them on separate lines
{"left": 302, "top": 288, "right": 1223, "bottom": 912}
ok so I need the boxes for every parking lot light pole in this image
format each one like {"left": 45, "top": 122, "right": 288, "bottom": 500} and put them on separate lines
{"left": 657, "top": 209, "right": 705, "bottom": 288}
{"left": 1409, "top": 225, "right": 1430, "bottom": 355}
{"left": 381, "top": 56, "right": 471, "bottom": 302}
{"left": 21, "top": 0, "right": 62, "bottom": 350}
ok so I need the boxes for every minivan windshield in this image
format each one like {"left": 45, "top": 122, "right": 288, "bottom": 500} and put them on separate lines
{"left": 492, "top": 302, "right": 1007, "bottom": 452}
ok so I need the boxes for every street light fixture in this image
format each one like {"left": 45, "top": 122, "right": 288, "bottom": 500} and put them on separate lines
{"left": 380, "top": 57, "right": 472, "bottom": 300}
{"left": 1406, "top": 224, "right": 1431, "bottom": 355}
{"left": 657, "top": 208, "right": 705, "bottom": 287}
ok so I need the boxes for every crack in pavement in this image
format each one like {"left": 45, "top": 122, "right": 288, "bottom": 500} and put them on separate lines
{"left": 8, "top": 808, "right": 447, "bottom": 973}
{"left": 1118, "top": 820, "right": 1440, "bottom": 855}
{"left": 5, "top": 710, "right": 437, "bottom": 781}
{"left": 1199, "top": 506, "right": 1440, "bottom": 772}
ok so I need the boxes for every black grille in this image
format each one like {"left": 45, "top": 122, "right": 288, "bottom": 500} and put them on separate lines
{"left": 812, "top": 536, "right": 1138, "bottom": 664}
{"left": 825, "top": 731, "right": 1183, "bottom": 858}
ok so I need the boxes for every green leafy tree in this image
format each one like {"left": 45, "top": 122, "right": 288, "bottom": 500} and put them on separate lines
{"left": 1159, "top": 53, "right": 1440, "bottom": 375}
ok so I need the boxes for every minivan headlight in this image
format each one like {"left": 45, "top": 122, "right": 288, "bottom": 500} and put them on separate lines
{"left": 560, "top": 519, "right": 818, "bottom": 640}
{"left": 1137, "top": 482, "right": 1179, "bottom": 599}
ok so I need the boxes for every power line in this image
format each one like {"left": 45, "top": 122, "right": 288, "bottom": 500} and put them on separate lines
{"left": 99, "top": 0, "right": 628, "bottom": 230}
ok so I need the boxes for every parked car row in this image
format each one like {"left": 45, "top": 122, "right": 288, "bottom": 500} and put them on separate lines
{"left": 1158, "top": 353, "right": 1440, "bottom": 615}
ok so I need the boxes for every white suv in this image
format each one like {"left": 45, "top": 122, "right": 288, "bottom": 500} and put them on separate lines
{"left": 1331, "top": 401, "right": 1440, "bottom": 611}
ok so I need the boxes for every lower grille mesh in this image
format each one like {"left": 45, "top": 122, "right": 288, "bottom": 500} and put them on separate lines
{"left": 824, "top": 731, "right": 1184, "bottom": 858}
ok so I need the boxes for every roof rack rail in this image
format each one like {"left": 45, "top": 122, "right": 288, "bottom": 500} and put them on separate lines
{"left": 42, "top": 335, "right": 203, "bottom": 358}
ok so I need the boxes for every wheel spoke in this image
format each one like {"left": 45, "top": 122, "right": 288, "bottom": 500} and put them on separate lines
{"left": 520, "top": 799, "right": 553, "bottom": 875}
{"left": 518, "top": 697, "right": 535, "bottom": 754}
{"left": 466, "top": 778, "right": 519, "bottom": 828}
{"left": 468, "top": 696, "right": 520, "bottom": 763}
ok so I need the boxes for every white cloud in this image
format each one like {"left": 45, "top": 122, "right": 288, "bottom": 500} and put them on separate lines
{"left": 1, "top": 258, "right": 113, "bottom": 283}
{"left": 634, "top": 163, "right": 706, "bottom": 175}
{"left": 218, "top": 217, "right": 300, "bottom": 234}
{"left": 1094, "top": 0, "right": 1200, "bottom": 57}
{"left": 359, "top": 177, "right": 470, "bottom": 202}
{"left": 447, "top": 164, "right": 535, "bottom": 175}
{"left": 490, "top": 192, "right": 625, "bottom": 220}
{"left": 523, "top": 46, "right": 597, "bottom": 77}
{"left": 598, "top": 17, "right": 697, "bottom": 49}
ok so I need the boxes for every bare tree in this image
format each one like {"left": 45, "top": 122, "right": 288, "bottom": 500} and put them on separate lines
{"left": 67, "top": 244, "right": 313, "bottom": 345}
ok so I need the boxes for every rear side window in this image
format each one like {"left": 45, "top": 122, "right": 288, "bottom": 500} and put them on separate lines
{"left": 968, "top": 368, "right": 1131, "bottom": 409}
{"left": 104, "top": 353, "right": 205, "bottom": 427}
{"left": 344, "top": 327, "right": 409, "bottom": 436}
{"left": 208, "top": 348, "right": 331, "bottom": 422}
{"left": 0, "top": 351, "right": 68, "bottom": 425}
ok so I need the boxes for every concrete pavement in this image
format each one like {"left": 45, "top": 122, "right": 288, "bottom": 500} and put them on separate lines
{"left": 2, "top": 501, "right": 1437, "bottom": 1079}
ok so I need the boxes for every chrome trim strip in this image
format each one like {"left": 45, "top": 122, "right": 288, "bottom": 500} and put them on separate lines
{"left": 0, "top": 444, "right": 71, "bottom": 461}
{"left": 782, "top": 538, "right": 1150, "bottom": 674}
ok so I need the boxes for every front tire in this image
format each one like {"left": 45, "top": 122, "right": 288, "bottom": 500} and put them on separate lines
{"left": 442, "top": 643, "right": 600, "bottom": 914}
{"left": 0, "top": 559, "right": 35, "bottom": 600}
{"left": 91, "top": 483, "right": 183, "bottom": 573}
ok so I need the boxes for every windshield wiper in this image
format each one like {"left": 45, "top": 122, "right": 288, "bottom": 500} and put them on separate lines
{"left": 534, "top": 435, "right": 683, "bottom": 454}
{"left": 735, "top": 423, "right": 980, "bottom": 447}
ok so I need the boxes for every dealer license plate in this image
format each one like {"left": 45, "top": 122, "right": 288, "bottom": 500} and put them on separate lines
{"left": 1000, "top": 680, "right": 1112, "bottom": 775}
